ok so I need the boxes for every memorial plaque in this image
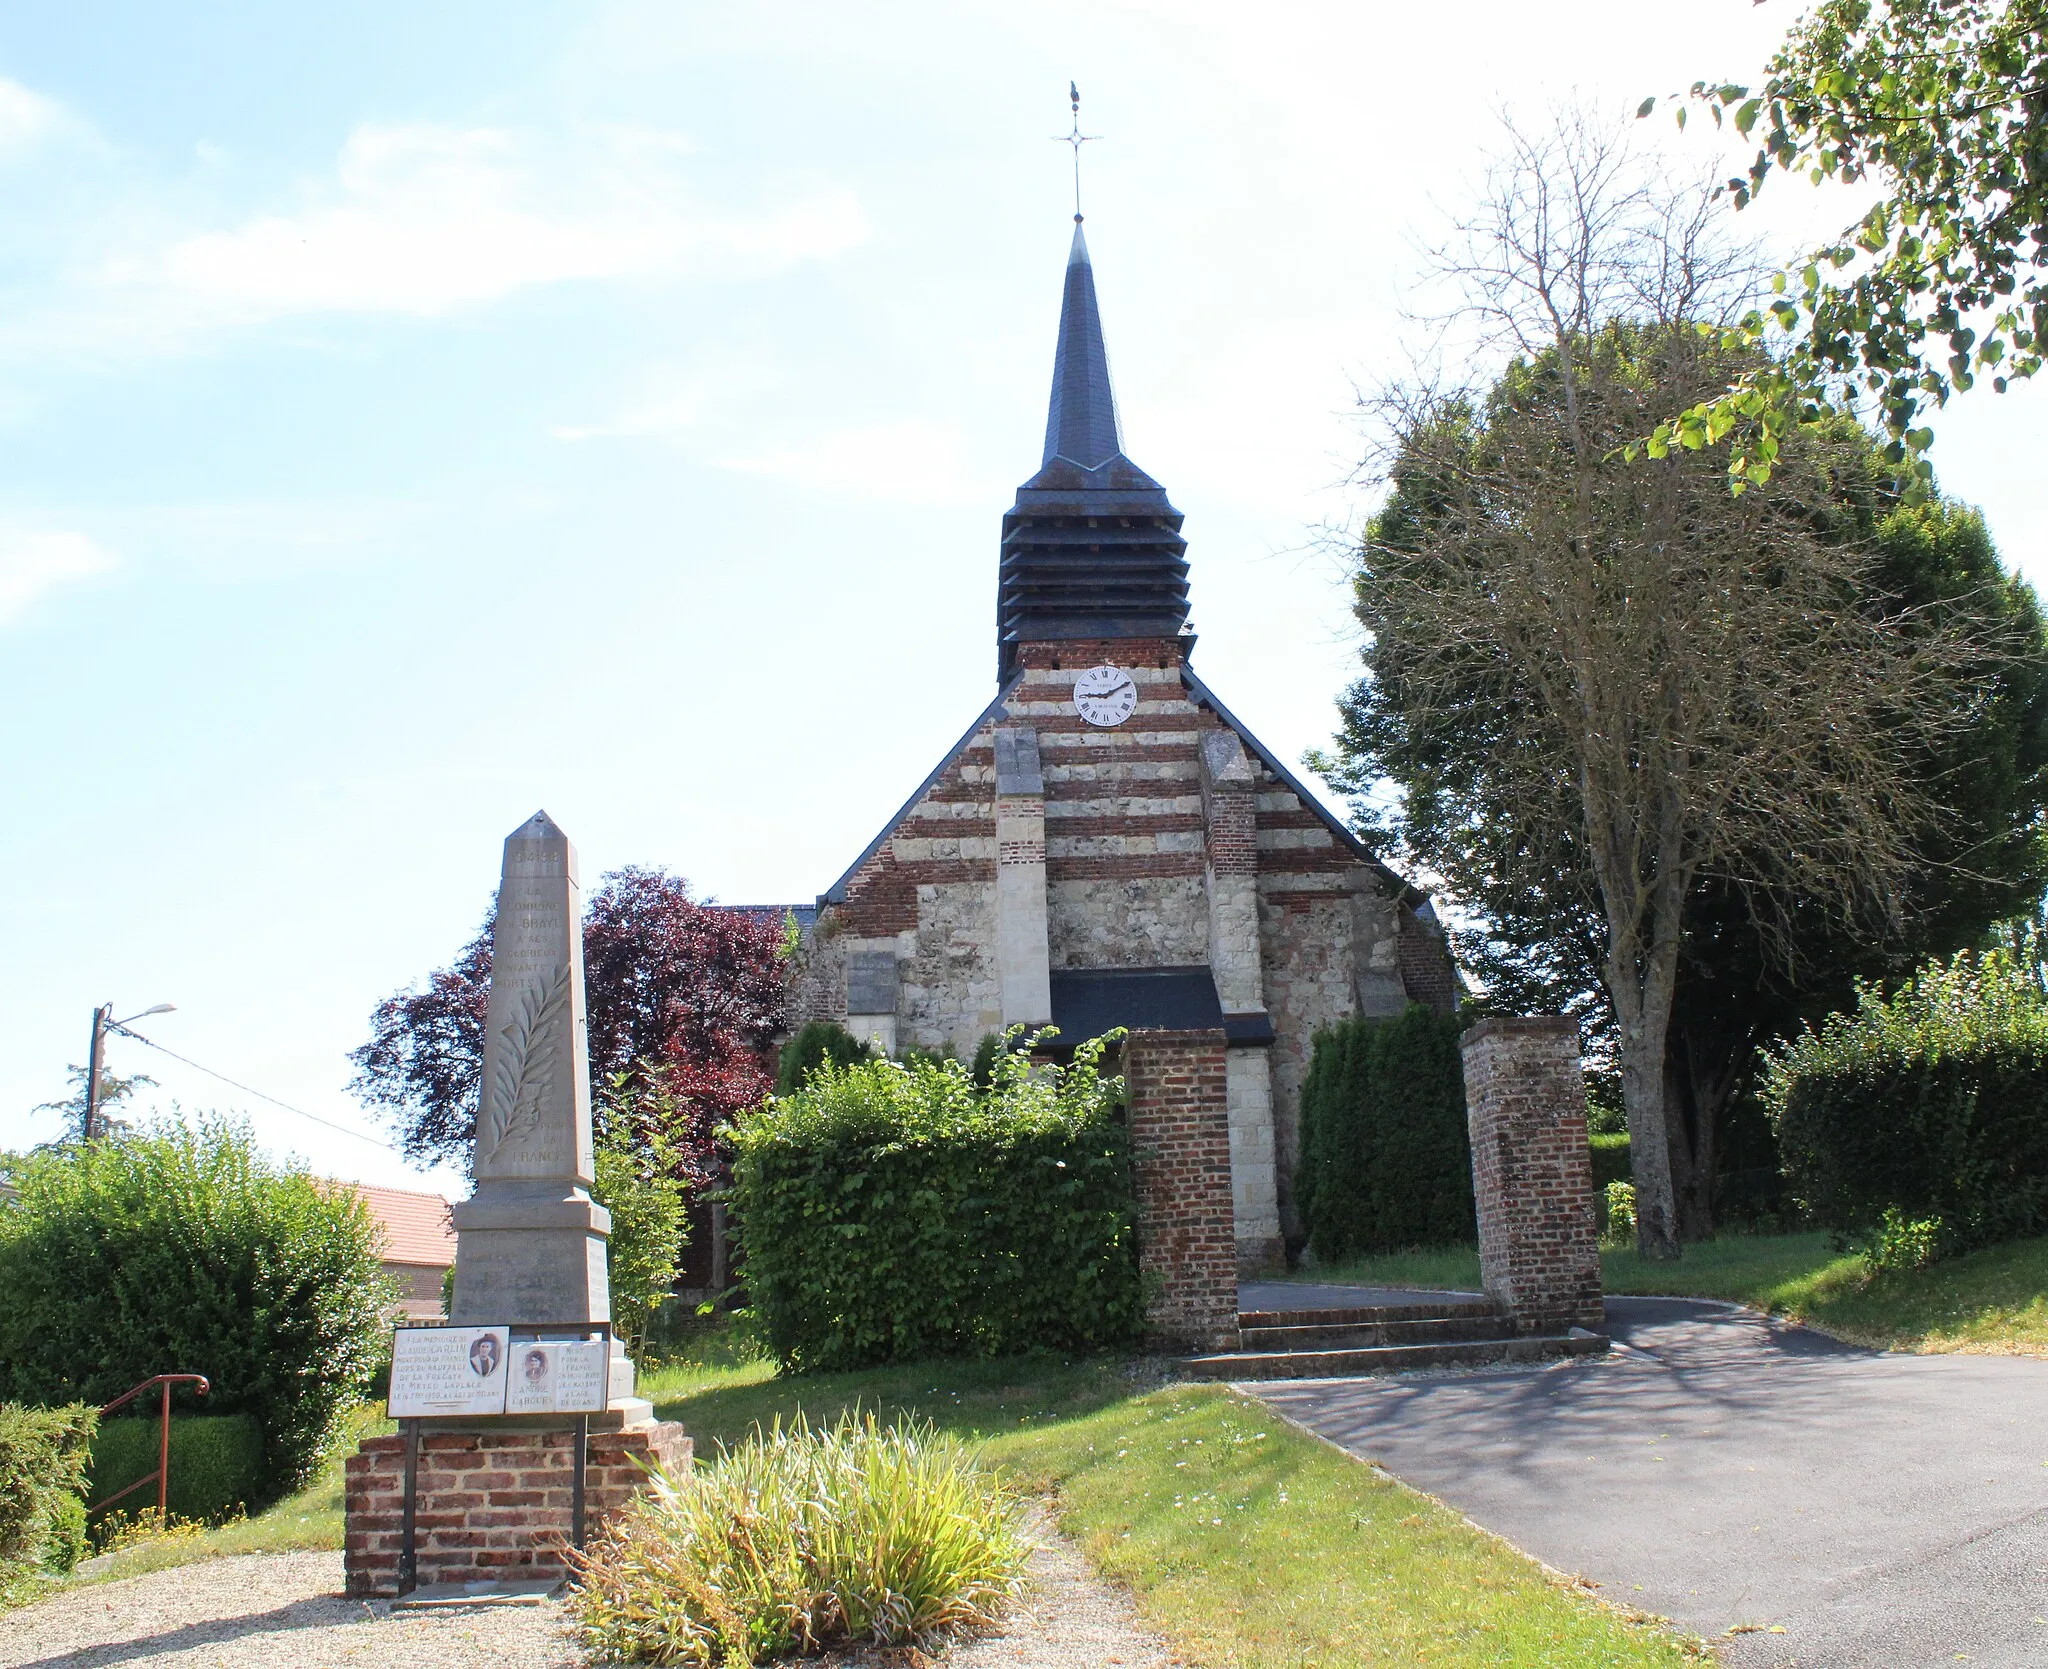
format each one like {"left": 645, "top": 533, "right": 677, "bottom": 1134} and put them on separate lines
{"left": 387, "top": 1325, "right": 511, "bottom": 1418}
{"left": 503, "top": 1338, "right": 610, "bottom": 1415}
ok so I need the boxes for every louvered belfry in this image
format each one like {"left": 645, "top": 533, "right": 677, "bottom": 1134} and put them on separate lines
{"left": 997, "top": 221, "right": 1190, "bottom": 683}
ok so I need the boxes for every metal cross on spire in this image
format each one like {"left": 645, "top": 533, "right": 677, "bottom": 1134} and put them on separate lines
{"left": 1052, "top": 81, "right": 1100, "bottom": 223}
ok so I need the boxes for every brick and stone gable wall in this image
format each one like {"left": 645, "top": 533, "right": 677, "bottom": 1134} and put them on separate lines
{"left": 1013, "top": 639, "right": 1217, "bottom": 969}
{"left": 798, "top": 721, "right": 1005, "bottom": 1056}
{"left": 795, "top": 642, "right": 1458, "bottom": 1204}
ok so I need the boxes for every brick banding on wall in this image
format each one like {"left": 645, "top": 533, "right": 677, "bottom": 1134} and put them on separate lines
{"left": 1125, "top": 1029, "right": 1240, "bottom": 1350}
{"left": 1046, "top": 852, "right": 1207, "bottom": 882}
{"left": 1017, "top": 637, "right": 1187, "bottom": 669}
{"left": 1459, "top": 1016, "right": 1604, "bottom": 1334}
{"left": 343, "top": 1422, "right": 691, "bottom": 1597}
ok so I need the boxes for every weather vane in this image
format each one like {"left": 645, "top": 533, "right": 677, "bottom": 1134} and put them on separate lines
{"left": 1053, "top": 81, "right": 1100, "bottom": 223}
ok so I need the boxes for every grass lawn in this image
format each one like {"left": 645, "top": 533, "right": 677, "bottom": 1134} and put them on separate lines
{"left": 638, "top": 1348, "right": 1705, "bottom": 1667}
{"left": 1289, "top": 1231, "right": 2048, "bottom": 1353}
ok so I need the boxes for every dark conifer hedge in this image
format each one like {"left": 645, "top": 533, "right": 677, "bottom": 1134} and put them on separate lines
{"left": 1296, "top": 1005, "right": 1473, "bottom": 1259}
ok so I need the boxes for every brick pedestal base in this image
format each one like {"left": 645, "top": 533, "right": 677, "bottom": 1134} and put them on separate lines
{"left": 1460, "top": 1016, "right": 1604, "bottom": 1334}
{"left": 1126, "top": 1028, "right": 1240, "bottom": 1351}
{"left": 343, "top": 1420, "right": 691, "bottom": 1596}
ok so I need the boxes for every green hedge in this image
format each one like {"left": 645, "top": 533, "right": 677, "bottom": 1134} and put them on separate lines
{"left": 1589, "top": 1133, "right": 1632, "bottom": 1191}
{"left": 0, "top": 1118, "right": 393, "bottom": 1502}
{"left": 1764, "top": 943, "right": 2048, "bottom": 1255}
{"left": 1296, "top": 1005, "right": 1473, "bottom": 1260}
{"left": 728, "top": 1035, "right": 1141, "bottom": 1373}
{"left": 86, "top": 1414, "right": 264, "bottom": 1525}
{"left": 0, "top": 1403, "right": 95, "bottom": 1589}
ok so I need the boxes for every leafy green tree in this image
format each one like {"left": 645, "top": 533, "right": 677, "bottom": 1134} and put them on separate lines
{"left": 591, "top": 1074, "right": 690, "bottom": 1359}
{"left": 1428, "top": 464, "right": 2048, "bottom": 1237}
{"left": 32, "top": 1066, "right": 156, "bottom": 1138}
{"left": 1320, "top": 117, "right": 1998, "bottom": 1258}
{"left": 1641, "top": 0, "right": 2048, "bottom": 480}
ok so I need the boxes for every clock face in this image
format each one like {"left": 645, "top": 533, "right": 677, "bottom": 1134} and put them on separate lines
{"left": 1072, "top": 664, "right": 1139, "bottom": 728}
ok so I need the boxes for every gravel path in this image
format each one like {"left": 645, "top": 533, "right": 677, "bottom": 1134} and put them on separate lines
{"left": 0, "top": 1552, "right": 580, "bottom": 1669}
{"left": 1, "top": 1509, "right": 1169, "bottom": 1669}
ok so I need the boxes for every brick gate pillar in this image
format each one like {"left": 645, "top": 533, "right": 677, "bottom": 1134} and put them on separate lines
{"left": 1124, "top": 1028, "right": 1239, "bottom": 1351}
{"left": 1459, "top": 1017, "right": 1604, "bottom": 1334}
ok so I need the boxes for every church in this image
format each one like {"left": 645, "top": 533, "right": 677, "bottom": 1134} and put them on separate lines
{"left": 789, "top": 216, "right": 1457, "bottom": 1274}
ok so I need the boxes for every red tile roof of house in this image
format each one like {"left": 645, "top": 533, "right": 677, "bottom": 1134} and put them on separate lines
{"left": 343, "top": 1183, "right": 457, "bottom": 1268}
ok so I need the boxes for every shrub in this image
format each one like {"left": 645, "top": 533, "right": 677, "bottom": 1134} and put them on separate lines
{"left": 727, "top": 1033, "right": 1140, "bottom": 1372}
{"left": 592, "top": 1074, "right": 691, "bottom": 1360}
{"left": 1763, "top": 941, "right": 2048, "bottom": 1259}
{"left": 776, "top": 1021, "right": 870, "bottom": 1094}
{"left": 1601, "top": 1181, "right": 1638, "bottom": 1247}
{"left": 571, "top": 1411, "right": 1025, "bottom": 1665}
{"left": 1296, "top": 1005, "right": 1473, "bottom": 1260}
{"left": 85, "top": 1413, "right": 264, "bottom": 1524}
{"left": 0, "top": 1118, "right": 392, "bottom": 1501}
{"left": 0, "top": 1402, "right": 96, "bottom": 1591}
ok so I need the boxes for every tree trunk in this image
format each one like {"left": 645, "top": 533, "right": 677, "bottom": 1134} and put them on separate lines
{"left": 1662, "top": 1049, "right": 1714, "bottom": 1242}
{"left": 1663, "top": 1024, "right": 1738, "bottom": 1242}
{"left": 1617, "top": 1019, "right": 1682, "bottom": 1258}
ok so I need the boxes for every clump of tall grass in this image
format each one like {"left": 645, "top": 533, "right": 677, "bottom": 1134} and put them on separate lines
{"left": 570, "top": 1411, "right": 1027, "bottom": 1666}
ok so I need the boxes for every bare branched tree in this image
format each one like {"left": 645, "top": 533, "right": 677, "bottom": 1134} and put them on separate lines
{"left": 1346, "top": 111, "right": 1998, "bottom": 1259}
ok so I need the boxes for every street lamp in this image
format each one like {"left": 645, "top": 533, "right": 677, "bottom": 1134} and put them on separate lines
{"left": 82, "top": 1002, "right": 176, "bottom": 1143}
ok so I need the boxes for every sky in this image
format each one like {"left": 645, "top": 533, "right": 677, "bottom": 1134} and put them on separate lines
{"left": 4, "top": 1, "right": 2044, "bottom": 1197}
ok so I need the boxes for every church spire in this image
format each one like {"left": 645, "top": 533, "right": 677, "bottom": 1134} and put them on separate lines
{"left": 995, "top": 216, "right": 1191, "bottom": 685}
{"left": 1042, "top": 223, "right": 1122, "bottom": 470}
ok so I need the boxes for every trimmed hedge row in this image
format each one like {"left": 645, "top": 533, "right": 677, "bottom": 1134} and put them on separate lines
{"left": 728, "top": 1036, "right": 1142, "bottom": 1373}
{"left": 87, "top": 1414, "right": 264, "bottom": 1525}
{"left": 1765, "top": 944, "right": 2048, "bottom": 1256}
{"left": 1296, "top": 1005, "right": 1473, "bottom": 1260}
{"left": 0, "top": 1402, "right": 95, "bottom": 1591}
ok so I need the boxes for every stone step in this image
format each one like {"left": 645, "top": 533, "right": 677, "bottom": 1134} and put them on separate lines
{"left": 1238, "top": 1314, "right": 1517, "bottom": 1351}
{"left": 1181, "top": 1330, "right": 1609, "bottom": 1381}
{"left": 1237, "top": 1299, "right": 1502, "bottom": 1330}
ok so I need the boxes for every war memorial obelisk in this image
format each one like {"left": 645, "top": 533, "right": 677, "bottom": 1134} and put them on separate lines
{"left": 449, "top": 810, "right": 648, "bottom": 1423}
{"left": 343, "top": 812, "right": 686, "bottom": 1598}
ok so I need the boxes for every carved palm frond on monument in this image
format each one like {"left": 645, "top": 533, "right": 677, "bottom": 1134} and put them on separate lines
{"left": 483, "top": 962, "right": 571, "bottom": 1155}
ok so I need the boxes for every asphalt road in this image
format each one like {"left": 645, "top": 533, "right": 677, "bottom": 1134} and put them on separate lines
{"left": 1239, "top": 1285, "right": 2048, "bottom": 1669}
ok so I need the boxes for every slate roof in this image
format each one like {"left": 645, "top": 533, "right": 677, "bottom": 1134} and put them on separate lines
{"left": 997, "top": 223, "right": 1190, "bottom": 681}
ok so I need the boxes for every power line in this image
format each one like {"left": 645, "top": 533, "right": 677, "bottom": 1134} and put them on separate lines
{"left": 108, "top": 1024, "right": 406, "bottom": 1155}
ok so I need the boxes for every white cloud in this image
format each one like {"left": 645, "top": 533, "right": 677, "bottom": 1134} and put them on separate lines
{"left": 107, "top": 121, "right": 867, "bottom": 323}
{"left": 0, "top": 77, "right": 70, "bottom": 162}
{"left": 0, "top": 528, "right": 115, "bottom": 622}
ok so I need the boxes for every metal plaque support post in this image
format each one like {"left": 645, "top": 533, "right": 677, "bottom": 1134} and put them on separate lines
{"left": 398, "top": 1419, "right": 421, "bottom": 1596}
{"left": 571, "top": 1412, "right": 589, "bottom": 1551}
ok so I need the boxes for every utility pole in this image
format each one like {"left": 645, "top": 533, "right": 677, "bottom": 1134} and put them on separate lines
{"left": 82, "top": 1003, "right": 111, "bottom": 1143}
{"left": 77, "top": 1001, "right": 173, "bottom": 1143}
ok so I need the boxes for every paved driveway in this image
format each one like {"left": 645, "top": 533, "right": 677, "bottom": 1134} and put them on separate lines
{"left": 1240, "top": 1284, "right": 2048, "bottom": 1668}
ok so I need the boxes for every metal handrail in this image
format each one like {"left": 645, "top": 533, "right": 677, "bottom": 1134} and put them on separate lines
{"left": 91, "top": 1373, "right": 210, "bottom": 1520}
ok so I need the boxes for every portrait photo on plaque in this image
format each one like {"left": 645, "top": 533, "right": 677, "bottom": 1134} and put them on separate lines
{"left": 502, "top": 1338, "right": 609, "bottom": 1415}
{"left": 387, "top": 1324, "right": 512, "bottom": 1418}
